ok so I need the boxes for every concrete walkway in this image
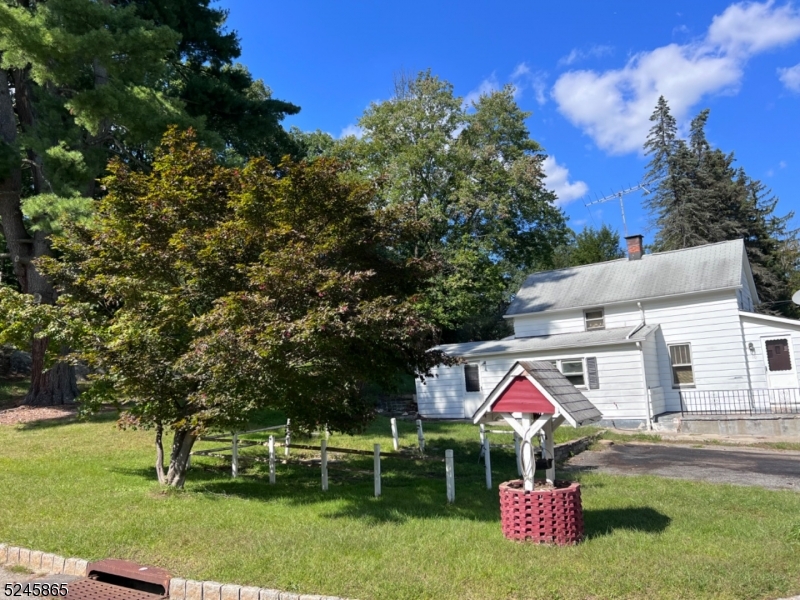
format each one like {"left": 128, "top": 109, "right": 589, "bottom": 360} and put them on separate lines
{"left": 567, "top": 441, "right": 800, "bottom": 490}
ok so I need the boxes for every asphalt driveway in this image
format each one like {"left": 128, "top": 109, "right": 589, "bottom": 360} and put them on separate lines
{"left": 566, "top": 442, "right": 800, "bottom": 491}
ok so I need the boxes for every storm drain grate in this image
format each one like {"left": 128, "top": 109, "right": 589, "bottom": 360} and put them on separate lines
{"left": 63, "top": 559, "right": 169, "bottom": 599}
{"left": 64, "top": 578, "right": 167, "bottom": 599}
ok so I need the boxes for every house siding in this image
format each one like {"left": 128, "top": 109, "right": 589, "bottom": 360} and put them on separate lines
{"left": 740, "top": 315, "right": 800, "bottom": 389}
{"left": 416, "top": 344, "right": 648, "bottom": 421}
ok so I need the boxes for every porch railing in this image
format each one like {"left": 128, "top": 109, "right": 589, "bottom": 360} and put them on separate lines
{"left": 679, "top": 388, "right": 800, "bottom": 416}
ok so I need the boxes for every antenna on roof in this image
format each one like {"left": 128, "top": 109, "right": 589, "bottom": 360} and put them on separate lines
{"left": 583, "top": 180, "right": 660, "bottom": 237}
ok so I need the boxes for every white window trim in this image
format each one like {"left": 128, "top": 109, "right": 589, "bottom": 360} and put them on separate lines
{"left": 584, "top": 308, "right": 605, "bottom": 331}
{"left": 464, "top": 363, "right": 482, "bottom": 393}
{"left": 760, "top": 333, "right": 797, "bottom": 377}
{"left": 668, "top": 342, "right": 695, "bottom": 389}
{"left": 553, "top": 358, "right": 588, "bottom": 389}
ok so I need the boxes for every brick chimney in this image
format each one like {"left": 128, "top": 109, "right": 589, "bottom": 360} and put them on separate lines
{"left": 625, "top": 234, "right": 644, "bottom": 260}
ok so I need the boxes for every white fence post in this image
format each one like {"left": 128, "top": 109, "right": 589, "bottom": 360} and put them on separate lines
{"left": 479, "top": 423, "right": 485, "bottom": 446}
{"left": 268, "top": 435, "right": 276, "bottom": 484}
{"left": 416, "top": 419, "right": 425, "bottom": 454}
{"left": 445, "top": 449, "right": 455, "bottom": 503}
{"left": 483, "top": 438, "right": 492, "bottom": 490}
{"left": 231, "top": 432, "right": 239, "bottom": 478}
{"left": 390, "top": 417, "right": 399, "bottom": 451}
{"left": 284, "top": 419, "right": 291, "bottom": 457}
{"left": 321, "top": 440, "right": 328, "bottom": 491}
{"left": 374, "top": 444, "right": 381, "bottom": 498}
{"left": 514, "top": 433, "right": 522, "bottom": 477}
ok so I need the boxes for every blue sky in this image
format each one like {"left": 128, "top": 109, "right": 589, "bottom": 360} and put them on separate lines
{"left": 219, "top": 0, "right": 800, "bottom": 242}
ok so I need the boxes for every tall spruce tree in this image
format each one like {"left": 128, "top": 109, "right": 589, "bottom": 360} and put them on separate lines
{"left": 643, "top": 96, "right": 798, "bottom": 315}
{"left": 0, "top": 0, "right": 298, "bottom": 405}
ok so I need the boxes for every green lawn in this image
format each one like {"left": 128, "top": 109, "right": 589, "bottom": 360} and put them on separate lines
{"left": 1, "top": 413, "right": 799, "bottom": 600}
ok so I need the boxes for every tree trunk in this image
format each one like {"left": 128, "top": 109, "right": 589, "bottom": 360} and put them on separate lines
{"left": 157, "top": 428, "right": 196, "bottom": 489}
{"left": 0, "top": 67, "right": 78, "bottom": 406}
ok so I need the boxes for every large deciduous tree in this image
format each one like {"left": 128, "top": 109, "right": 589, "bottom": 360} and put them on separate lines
{"left": 552, "top": 224, "right": 625, "bottom": 269}
{"left": 325, "top": 71, "right": 568, "bottom": 342}
{"left": 643, "top": 96, "right": 798, "bottom": 315}
{"left": 27, "top": 129, "right": 447, "bottom": 488}
{"left": 0, "top": 0, "right": 298, "bottom": 405}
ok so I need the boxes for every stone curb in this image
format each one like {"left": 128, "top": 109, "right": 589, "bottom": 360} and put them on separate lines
{"left": 1, "top": 543, "right": 353, "bottom": 600}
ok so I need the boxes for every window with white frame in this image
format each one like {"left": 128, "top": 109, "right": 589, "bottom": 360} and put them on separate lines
{"left": 548, "top": 358, "right": 586, "bottom": 387}
{"left": 669, "top": 344, "right": 695, "bottom": 387}
{"left": 584, "top": 309, "right": 605, "bottom": 331}
{"left": 464, "top": 364, "right": 481, "bottom": 392}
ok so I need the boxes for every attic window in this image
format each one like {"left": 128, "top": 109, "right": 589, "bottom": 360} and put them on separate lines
{"left": 464, "top": 364, "right": 481, "bottom": 392}
{"left": 584, "top": 309, "right": 605, "bottom": 331}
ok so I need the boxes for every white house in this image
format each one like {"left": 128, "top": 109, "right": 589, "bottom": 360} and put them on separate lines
{"left": 415, "top": 236, "right": 800, "bottom": 428}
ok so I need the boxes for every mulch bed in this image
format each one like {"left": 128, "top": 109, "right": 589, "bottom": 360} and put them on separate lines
{"left": 0, "top": 404, "right": 77, "bottom": 425}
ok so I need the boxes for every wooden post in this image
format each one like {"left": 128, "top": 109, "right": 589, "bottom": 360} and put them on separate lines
{"left": 483, "top": 437, "right": 492, "bottom": 490}
{"left": 514, "top": 433, "right": 522, "bottom": 476}
{"left": 374, "top": 444, "right": 381, "bottom": 498}
{"left": 543, "top": 419, "right": 555, "bottom": 484}
{"left": 416, "top": 419, "right": 425, "bottom": 454}
{"left": 321, "top": 440, "right": 328, "bottom": 491}
{"left": 445, "top": 449, "right": 455, "bottom": 503}
{"left": 268, "top": 435, "right": 276, "bottom": 484}
{"left": 390, "top": 417, "right": 399, "bottom": 451}
{"left": 231, "top": 432, "right": 239, "bottom": 478}
{"left": 284, "top": 419, "right": 291, "bottom": 457}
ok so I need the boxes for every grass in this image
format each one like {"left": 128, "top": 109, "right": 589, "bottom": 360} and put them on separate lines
{"left": 6, "top": 565, "right": 33, "bottom": 575}
{"left": 1, "top": 413, "right": 800, "bottom": 599}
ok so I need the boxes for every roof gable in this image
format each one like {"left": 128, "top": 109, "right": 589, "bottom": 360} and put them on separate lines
{"left": 507, "top": 239, "right": 748, "bottom": 316}
{"left": 472, "top": 361, "right": 602, "bottom": 427}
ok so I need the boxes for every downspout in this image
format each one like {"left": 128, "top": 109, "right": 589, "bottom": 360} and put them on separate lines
{"left": 636, "top": 341, "right": 653, "bottom": 430}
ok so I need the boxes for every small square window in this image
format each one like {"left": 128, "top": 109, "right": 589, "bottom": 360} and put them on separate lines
{"left": 464, "top": 364, "right": 481, "bottom": 392}
{"left": 584, "top": 309, "right": 604, "bottom": 331}
{"left": 669, "top": 344, "right": 694, "bottom": 387}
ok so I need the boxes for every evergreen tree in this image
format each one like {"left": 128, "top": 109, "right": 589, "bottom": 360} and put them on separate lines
{"left": 643, "top": 97, "right": 798, "bottom": 315}
{"left": 0, "top": 0, "right": 298, "bottom": 404}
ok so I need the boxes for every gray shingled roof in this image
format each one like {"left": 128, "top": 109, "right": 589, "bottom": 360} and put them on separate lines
{"left": 507, "top": 239, "right": 753, "bottom": 316}
{"left": 437, "top": 324, "right": 658, "bottom": 357}
{"left": 518, "top": 361, "right": 602, "bottom": 425}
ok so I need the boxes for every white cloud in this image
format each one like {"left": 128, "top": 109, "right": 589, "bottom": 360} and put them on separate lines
{"left": 557, "top": 45, "right": 613, "bottom": 67}
{"left": 464, "top": 75, "right": 500, "bottom": 107}
{"left": 339, "top": 124, "right": 364, "bottom": 139}
{"left": 553, "top": 1, "right": 800, "bottom": 155}
{"left": 543, "top": 156, "right": 589, "bottom": 205}
{"left": 778, "top": 62, "right": 800, "bottom": 91}
{"left": 511, "top": 63, "right": 531, "bottom": 79}
{"left": 707, "top": 1, "right": 800, "bottom": 55}
{"left": 510, "top": 62, "right": 548, "bottom": 105}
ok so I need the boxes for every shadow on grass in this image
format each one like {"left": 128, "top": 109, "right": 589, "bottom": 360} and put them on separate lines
{"left": 584, "top": 507, "right": 671, "bottom": 538}
{"left": 17, "top": 409, "right": 119, "bottom": 431}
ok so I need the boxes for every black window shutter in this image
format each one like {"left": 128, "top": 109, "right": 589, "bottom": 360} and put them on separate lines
{"left": 586, "top": 357, "right": 599, "bottom": 389}
{"left": 464, "top": 364, "right": 481, "bottom": 392}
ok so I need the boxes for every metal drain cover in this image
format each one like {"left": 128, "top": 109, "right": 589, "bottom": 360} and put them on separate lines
{"left": 65, "top": 578, "right": 167, "bottom": 599}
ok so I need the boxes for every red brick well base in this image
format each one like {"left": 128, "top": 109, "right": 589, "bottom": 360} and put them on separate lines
{"left": 499, "top": 480, "right": 584, "bottom": 545}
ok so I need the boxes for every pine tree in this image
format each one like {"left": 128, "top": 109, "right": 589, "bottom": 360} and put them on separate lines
{"left": 0, "top": 0, "right": 298, "bottom": 404}
{"left": 642, "top": 97, "right": 798, "bottom": 315}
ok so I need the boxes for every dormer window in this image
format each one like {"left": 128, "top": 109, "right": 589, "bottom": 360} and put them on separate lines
{"left": 584, "top": 309, "right": 604, "bottom": 331}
